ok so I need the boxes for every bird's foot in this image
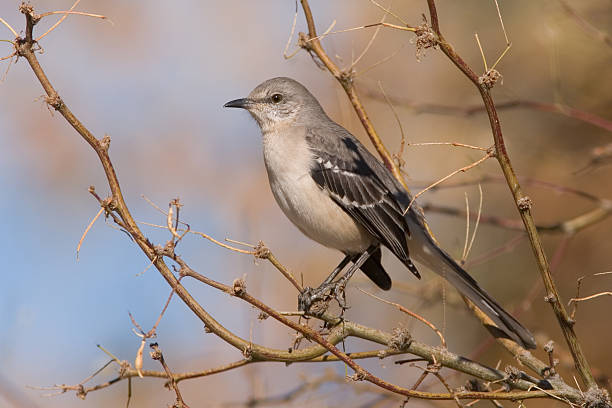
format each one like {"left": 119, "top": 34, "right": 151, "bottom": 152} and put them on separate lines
{"left": 298, "top": 281, "right": 348, "bottom": 316}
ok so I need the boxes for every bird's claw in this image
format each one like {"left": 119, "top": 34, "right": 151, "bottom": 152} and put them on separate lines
{"left": 298, "top": 281, "right": 348, "bottom": 316}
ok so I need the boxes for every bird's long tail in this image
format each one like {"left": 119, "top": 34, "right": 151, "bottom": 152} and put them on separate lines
{"left": 406, "top": 218, "right": 536, "bottom": 349}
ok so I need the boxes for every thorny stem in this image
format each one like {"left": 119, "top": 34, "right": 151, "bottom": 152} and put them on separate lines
{"left": 424, "top": 0, "right": 597, "bottom": 389}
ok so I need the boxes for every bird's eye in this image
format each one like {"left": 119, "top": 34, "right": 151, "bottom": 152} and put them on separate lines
{"left": 271, "top": 93, "right": 283, "bottom": 103}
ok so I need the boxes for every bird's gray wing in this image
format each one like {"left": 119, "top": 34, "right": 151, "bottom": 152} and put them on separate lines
{"left": 306, "top": 127, "right": 420, "bottom": 278}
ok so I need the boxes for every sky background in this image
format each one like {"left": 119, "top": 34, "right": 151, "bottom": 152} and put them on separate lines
{"left": 1, "top": 1, "right": 611, "bottom": 407}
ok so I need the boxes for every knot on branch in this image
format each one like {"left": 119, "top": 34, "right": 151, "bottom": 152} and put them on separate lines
{"left": 149, "top": 342, "right": 162, "bottom": 360}
{"left": 543, "top": 340, "right": 554, "bottom": 353}
{"left": 486, "top": 145, "right": 497, "bottom": 157}
{"left": 118, "top": 360, "right": 130, "bottom": 376}
{"left": 414, "top": 16, "right": 438, "bottom": 61}
{"left": 75, "top": 384, "right": 86, "bottom": 400}
{"left": 584, "top": 386, "right": 611, "bottom": 408}
{"left": 46, "top": 94, "right": 63, "bottom": 110}
{"left": 231, "top": 278, "right": 247, "bottom": 296}
{"left": 297, "top": 32, "right": 326, "bottom": 71}
{"left": 19, "top": 3, "right": 39, "bottom": 23}
{"left": 478, "top": 69, "right": 502, "bottom": 90}
{"left": 339, "top": 69, "right": 355, "bottom": 86}
{"left": 517, "top": 196, "right": 532, "bottom": 211}
{"left": 504, "top": 365, "right": 522, "bottom": 384}
{"left": 348, "top": 369, "right": 367, "bottom": 382}
{"left": 254, "top": 241, "right": 270, "bottom": 259}
{"left": 544, "top": 294, "right": 557, "bottom": 303}
{"left": 163, "top": 240, "right": 176, "bottom": 256}
{"left": 100, "top": 134, "right": 111, "bottom": 152}
{"left": 388, "top": 327, "right": 412, "bottom": 350}
{"left": 297, "top": 32, "right": 311, "bottom": 51}
{"left": 153, "top": 244, "right": 166, "bottom": 257}
{"left": 19, "top": 3, "right": 34, "bottom": 15}
{"left": 242, "top": 343, "right": 253, "bottom": 360}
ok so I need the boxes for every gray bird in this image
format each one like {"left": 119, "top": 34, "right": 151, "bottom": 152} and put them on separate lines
{"left": 224, "top": 77, "right": 536, "bottom": 349}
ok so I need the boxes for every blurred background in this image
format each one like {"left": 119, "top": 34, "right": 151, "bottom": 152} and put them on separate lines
{"left": 1, "top": 1, "right": 611, "bottom": 407}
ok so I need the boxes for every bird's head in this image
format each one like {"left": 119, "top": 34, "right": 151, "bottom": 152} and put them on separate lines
{"left": 224, "top": 77, "right": 324, "bottom": 132}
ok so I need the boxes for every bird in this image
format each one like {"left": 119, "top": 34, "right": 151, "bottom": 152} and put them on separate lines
{"left": 224, "top": 77, "right": 536, "bottom": 349}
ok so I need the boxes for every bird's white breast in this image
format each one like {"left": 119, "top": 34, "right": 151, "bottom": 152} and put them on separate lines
{"left": 262, "top": 127, "right": 373, "bottom": 254}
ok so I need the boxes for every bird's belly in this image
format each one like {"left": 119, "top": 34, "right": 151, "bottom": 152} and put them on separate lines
{"left": 269, "top": 174, "right": 374, "bottom": 254}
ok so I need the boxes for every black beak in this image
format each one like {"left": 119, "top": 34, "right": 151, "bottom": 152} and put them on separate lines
{"left": 223, "top": 98, "right": 252, "bottom": 109}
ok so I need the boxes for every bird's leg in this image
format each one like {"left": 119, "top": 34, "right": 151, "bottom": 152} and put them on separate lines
{"left": 298, "top": 246, "right": 377, "bottom": 314}
{"left": 320, "top": 254, "right": 352, "bottom": 286}
{"left": 337, "top": 246, "right": 378, "bottom": 289}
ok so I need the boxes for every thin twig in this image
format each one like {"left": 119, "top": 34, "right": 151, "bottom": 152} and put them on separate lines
{"left": 138, "top": 221, "right": 256, "bottom": 255}
{"left": 76, "top": 207, "right": 104, "bottom": 260}
{"left": 363, "top": 91, "right": 612, "bottom": 134}
{"left": 283, "top": 1, "right": 300, "bottom": 59}
{"left": 461, "top": 192, "right": 470, "bottom": 262}
{"left": 463, "top": 184, "right": 483, "bottom": 263}
{"left": 406, "top": 151, "right": 494, "bottom": 213}
{"left": 378, "top": 80, "right": 406, "bottom": 167}
{"left": 407, "top": 141, "right": 488, "bottom": 151}
{"left": 38, "top": 10, "right": 108, "bottom": 21}
{"left": 348, "top": 5, "right": 387, "bottom": 70}
{"left": 36, "top": 0, "right": 82, "bottom": 42}
{"left": 493, "top": 0, "right": 509, "bottom": 45}
{"left": 0, "top": 16, "right": 18, "bottom": 37}
{"left": 369, "top": 0, "right": 408, "bottom": 25}
{"left": 475, "top": 33, "right": 488, "bottom": 71}
{"left": 568, "top": 292, "right": 612, "bottom": 305}
{"left": 359, "top": 288, "right": 446, "bottom": 348}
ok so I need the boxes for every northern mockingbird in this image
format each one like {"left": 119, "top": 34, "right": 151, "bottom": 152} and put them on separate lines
{"left": 224, "top": 77, "right": 536, "bottom": 349}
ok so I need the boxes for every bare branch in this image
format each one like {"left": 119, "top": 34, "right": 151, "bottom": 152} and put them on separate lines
{"left": 423, "top": 0, "right": 597, "bottom": 387}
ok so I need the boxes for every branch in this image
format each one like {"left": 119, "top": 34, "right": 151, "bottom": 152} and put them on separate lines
{"left": 182, "top": 265, "right": 579, "bottom": 402}
{"left": 363, "top": 92, "right": 612, "bottom": 134}
{"left": 422, "top": 199, "right": 612, "bottom": 234}
{"left": 423, "top": 0, "right": 598, "bottom": 389}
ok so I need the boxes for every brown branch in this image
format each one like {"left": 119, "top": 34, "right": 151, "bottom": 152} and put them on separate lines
{"left": 422, "top": 199, "right": 612, "bottom": 234}
{"left": 364, "top": 91, "right": 612, "bottom": 134}
{"left": 182, "top": 266, "right": 578, "bottom": 402}
{"left": 253, "top": 242, "right": 303, "bottom": 292}
{"left": 417, "top": 174, "right": 602, "bottom": 203}
{"left": 423, "top": 0, "right": 597, "bottom": 389}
